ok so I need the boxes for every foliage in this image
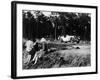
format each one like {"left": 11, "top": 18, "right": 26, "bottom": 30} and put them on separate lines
{"left": 23, "top": 50, "right": 90, "bottom": 69}
{"left": 23, "top": 10, "right": 91, "bottom": 41}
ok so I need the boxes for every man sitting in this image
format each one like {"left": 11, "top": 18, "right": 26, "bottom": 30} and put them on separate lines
{"left": 30, "top": 42, "right": 48, "bottom": 65}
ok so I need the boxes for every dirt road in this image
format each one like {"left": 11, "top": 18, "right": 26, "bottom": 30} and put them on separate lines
{"left": 58, "top": 44, "right": 90, "bottom": 57}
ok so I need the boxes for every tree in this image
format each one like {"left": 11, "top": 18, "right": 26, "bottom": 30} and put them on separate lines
{"left": 23, "top": 10, "right": 91, "bottom": 41}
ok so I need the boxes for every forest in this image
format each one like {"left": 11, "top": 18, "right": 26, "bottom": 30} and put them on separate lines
{"left": 23, "top": 10, "right": 91, "bottom": 41}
